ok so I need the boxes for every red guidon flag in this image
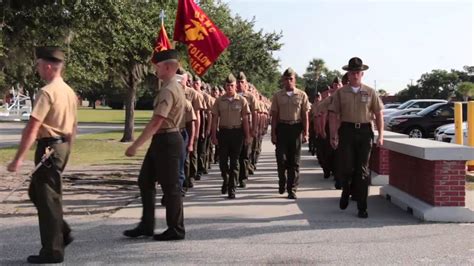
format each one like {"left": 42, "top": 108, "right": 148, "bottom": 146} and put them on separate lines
{"left": 173, "top": 0, "right": 230, "bottom": 76}
{"left": 151, "top": 23, "right": 172, "bottom": 63}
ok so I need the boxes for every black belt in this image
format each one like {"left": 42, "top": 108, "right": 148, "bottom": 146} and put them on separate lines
{"left": 37, "top": 136, "right": 67, "bottom": 145}
{"left": 278, "top": 122, "right": 302, "bottom": 126}
{"left": 156, "top": 128, "right": 179, "bottom": 134}
{"left": 219, "top": 126, "right": 242, "bottom": 130}
{"left": 340, "top": 122, "right": 372, "bottom": 129}
{"left": 278, "top": 120, "right": 301, "bottom": 125}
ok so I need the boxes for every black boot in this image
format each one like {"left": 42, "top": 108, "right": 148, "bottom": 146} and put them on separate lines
{"left": 278, "top": 182, "right": 286, "bottom": 194}
{"left": 221, "top": 183, "right": 228, "bottom": 194}
{"left": 339, "top": 187, "right": 350, "bottom": 210}
{"left": 123, "top": 226, "right": 153, "bottom": 238}
{"left": 64, "top": 233, "right": 74, "bottom": 247}
{"left": 323, "top": 171, "right": 331, "bottom": 179}
{"left": 161, "top": 195, "right": 166, "bottom": 206}
{"left": 153, "top": 229, "right": 185, "bottom": 241}
{"left": 228, "top": 188, "right": 236, "bottom": 199}
{"left": 358, "top": 210, "right": 368, "bottom": 218}
{"left": 188, "top": 177, "right": 195, "bottom": 188}
{"left": 27, "top": 255, "right": 63, "bottom": 264}
{"left": 287, "top": 192, "right": 297, "bottom": 199}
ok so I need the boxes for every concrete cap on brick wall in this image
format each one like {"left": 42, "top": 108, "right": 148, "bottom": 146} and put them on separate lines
{"left": 373, "top": 131, "right": 408, "bottom": 144}
{"left": 382, "top": 138, "right": 474, "bottom": 161}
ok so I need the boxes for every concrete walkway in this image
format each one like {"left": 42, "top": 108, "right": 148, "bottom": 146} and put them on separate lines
{"left": 1, "top": 137, "right": 473, "bottom": 264}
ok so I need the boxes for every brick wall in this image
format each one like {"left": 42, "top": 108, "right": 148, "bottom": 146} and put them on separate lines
{"left": 389, "top": 151, "right": 466, "bottom": 207}
{"left": 370, "top": 146, "right": 390, "bottom": 175}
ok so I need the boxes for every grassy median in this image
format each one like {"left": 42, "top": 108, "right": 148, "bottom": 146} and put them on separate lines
{"left": 0, "top": 130, "right": 148, "bottom": 166}
{"left": 467, "top": 182, "right": 474, "bottom": 190}
{"left": 1, "top": 107, "right": 152, "bottom": 166}
{"left": 78, "top": 107, "right": 152, "bottom": 124}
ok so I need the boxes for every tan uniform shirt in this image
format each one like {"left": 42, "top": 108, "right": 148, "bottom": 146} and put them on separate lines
{"left": 195, "top": 90, "right": 207, "bottom": 111}
{"left": 240, "top": 92, "right": 257, "bottom": 113}
{"left": 263, "top": 103, "right": 270, "bottom": 114}
{"left": 328, "top": 84, "right": 383, "bottom": 123}
{"left": 201, "top": 92, "right": 213, "bottom": 112}
{"left": 153, "top": 77, "right": 186, "bottom": 130}
{"left": 270, "top": 88, "right": 310, "bottom": 121}
{"left": 179, "top": 100, "right": 197, "bottom": 129}
{"left": 31, "top": 78, "right": 78, "bottom": 139}
{"left": 208, "top": 96, "right": 216, "bottom": 109}
{"left": 257, "top": 101, "right": 263, "bottom": 114}
{"left": 184, "top": 86, "right": 204, "bottom": 111}
{"left": 314, "top": 96, "right": 333, "bottom": 115}
{"left": 212, "top": 94, "right": 250, "bottom": 128}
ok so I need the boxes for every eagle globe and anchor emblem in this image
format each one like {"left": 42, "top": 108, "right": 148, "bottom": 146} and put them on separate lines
{"left": 184, "top": 19, "right": 211, "bottom": 41}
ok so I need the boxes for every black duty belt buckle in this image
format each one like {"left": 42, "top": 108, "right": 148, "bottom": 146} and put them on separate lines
{"left": 39, "top": 137, "right": 66, "bottom": 146}
{"left": 355, "top": 123, "right": 361, "bottom": 129}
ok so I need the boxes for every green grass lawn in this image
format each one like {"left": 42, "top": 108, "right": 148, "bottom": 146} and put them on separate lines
{"left": 467, "top": 182, "right": 474, "bottom": 191}
{"left": 0, "top": 130, "right": 148, "bottom": 166}
{"left": 78, "top": 107, "right": 152, "bottom": 124}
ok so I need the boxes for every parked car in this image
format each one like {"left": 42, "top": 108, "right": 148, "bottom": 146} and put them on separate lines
{"left": 383, "top": 99, "right": 447, "bottom": 116}
{"left": 434, "top": 123, "right": 458, "bottom": 139}
{"left": 383, "top": 108, "right": 423, "bottom": 128}
{"left": 384, "top": 103, "right": 401, "bottom": 109}
{"left": 434, "top": 122, "right": 468, "bottom": 144}
{"left": 386, "top": 102, "right": 467, "bottom": 138}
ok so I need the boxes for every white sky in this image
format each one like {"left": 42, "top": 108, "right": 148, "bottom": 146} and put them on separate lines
{"left": 225, "top": 0, "right": 473, "bottom": 94}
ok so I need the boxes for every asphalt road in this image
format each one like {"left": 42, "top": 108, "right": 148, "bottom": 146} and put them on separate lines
{"left": 1, "top": 137, "right": 473, "bottom": 264}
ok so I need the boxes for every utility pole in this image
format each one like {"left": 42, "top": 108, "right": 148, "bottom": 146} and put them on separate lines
{"left": 374, "top": 80, "right": 377, "bottom": 90}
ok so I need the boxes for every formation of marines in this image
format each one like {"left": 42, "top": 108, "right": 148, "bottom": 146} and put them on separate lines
{"left": 178, "top": 68, "right": 271, "bottom": 200}
{"left": 6, "top": 47, "right": 383, "bottom": 263}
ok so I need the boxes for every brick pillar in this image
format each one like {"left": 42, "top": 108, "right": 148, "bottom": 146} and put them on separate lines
{"left": 433, "top": 161, "right": 466, "bottom": 206}
{"left": 370, "top": 145, "right": 390, "bottom": 175}
{"left": 389, "top": 151, "right": 466, "bottom": 207}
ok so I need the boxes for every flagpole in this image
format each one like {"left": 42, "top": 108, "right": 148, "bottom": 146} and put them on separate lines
{"left": 160, "top": 10, "right": 165, "bottom": 26}
{"left": 157, "top": 9, "right": 166, "bottom": 92}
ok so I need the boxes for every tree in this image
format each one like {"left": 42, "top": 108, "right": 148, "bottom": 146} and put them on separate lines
{"left": 463, "top": 65, "right": 474, "bottom": 75}
{"left": 303, "top": 59, "right": 326, "bottom": 84}
{"left": 396, "top": 69, "right": 465, "bottom": 101}
{"left": 65, "top": 3, "right": 114, "bottom": 109}
{"left": 3, "top": 0, "right": 165, "bottom": 141}
{"left": 2, "top": 0, "right": 77, "bottom": 101}
{"left": 2, "top": 0, "right": 283, "bottom": 139}
{"left": 378, "top": 89, "right": 388, "bottom": 96}
{"left": 457, "top": 82, "right": 474, "bottom": 101}
{"left": 302, "top": 58, "right": 326, "bottom": 101}
{"left": 301, "top": 58, "right": 343, "bottom": 102}
{"left": 395, "top": 68, "right": 474, "bottom": 101}
{"left": 91, "top": 1, "right": 166, "bottom": 142}
{"left": 320, "top": 69, "right": 343, "bottom": 91}
{"left": 0, "top": 28, "right": 6, "bottom": 94}
{"left": 190, "top": 1, "right": 283, "bottom": 98}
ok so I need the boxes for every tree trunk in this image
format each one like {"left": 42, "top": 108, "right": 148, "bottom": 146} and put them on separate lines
{"left": 88, "top": 99, "right": 97, "bottom": 109}
{"left": 24, "top": 85, "right": 35, "bottom": 106}
{"left": 120, "top": 72, "right": 136, "bottom": 142}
